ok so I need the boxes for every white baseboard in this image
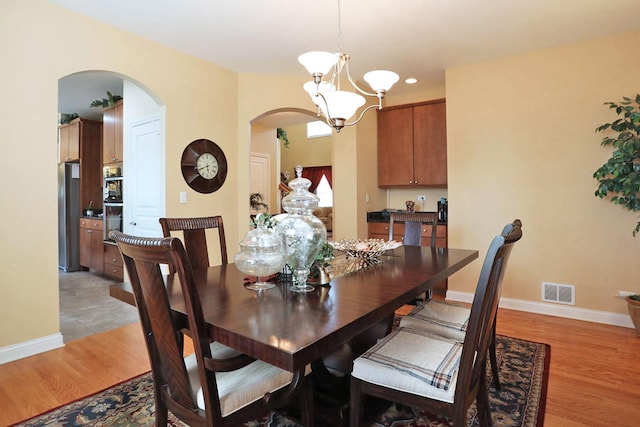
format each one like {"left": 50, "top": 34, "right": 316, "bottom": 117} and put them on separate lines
{"left": 0, "top": 333, "right": 65, "bottom": 365}
{"left": 446, "top": 291, "right": 634, "bottom": 329}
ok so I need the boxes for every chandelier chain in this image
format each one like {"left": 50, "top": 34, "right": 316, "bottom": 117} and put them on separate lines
{"left": 337, "top": 0, "right": 342, "bottom": 53}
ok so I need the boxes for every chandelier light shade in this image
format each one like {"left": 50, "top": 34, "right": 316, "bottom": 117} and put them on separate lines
{"left": 363, "top": 70, "right": 401, "bottom": 92}
{"left": 298, "top": 51, "right": 338, "bottom": 77}
{"left": 298, "top": 0, "right": 399, "bottom": 133}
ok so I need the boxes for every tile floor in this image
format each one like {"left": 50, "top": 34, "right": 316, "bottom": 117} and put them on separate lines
{"left": 59, "top": 270, "right": 139, "bottom": 342}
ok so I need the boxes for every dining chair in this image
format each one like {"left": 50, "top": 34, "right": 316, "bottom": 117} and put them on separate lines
{"left": 110, "top": 231, "right": 314, "bottom": 427}
{"left": 159, "top": 215, "right": 228, "bottom": 269}
{"left": 399, "top": 219, "right": 522, "bottom": 389}
{"left": 389, "top": 211, "right": 440, "bottom": 301}
{"left": 388, "top": 211, "right": 439, "bottom": 248}
{"left": 350, "top": 221, "right": 522, "bottom": 427}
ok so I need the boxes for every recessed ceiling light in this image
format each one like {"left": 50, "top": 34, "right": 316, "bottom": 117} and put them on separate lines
{"left": 405, "top": 78, "right": 417, "bottom": 84}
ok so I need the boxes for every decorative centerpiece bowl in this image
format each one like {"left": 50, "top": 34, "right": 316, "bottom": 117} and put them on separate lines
{"left": 329, "top": 239, "right": 402, "bottom": 266}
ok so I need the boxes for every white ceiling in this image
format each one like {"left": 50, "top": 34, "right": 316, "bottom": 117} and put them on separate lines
{"left": 53, "top": 0, "right": 640, "bottom": 120}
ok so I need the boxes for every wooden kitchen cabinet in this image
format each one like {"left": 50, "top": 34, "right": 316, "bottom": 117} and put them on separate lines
{"left": 103, "top": 242, "right": 124, "bottom": 281}
{"left": 103, "top": 100, "right": 123, "bottom": 165}
{"left": 58, "top": 120, "right": 80, "bottom": 163}
{"left": 377, "top": 99, "right": 447, "bottom": 187}
{"left": 58, "top": 118, "right": 102, "bottom": 163}
{"left": 80, "top": 218, "right": 104, "bottom": 273}
{"left": 58, "top": 118, "right": 103, "bottom": 213}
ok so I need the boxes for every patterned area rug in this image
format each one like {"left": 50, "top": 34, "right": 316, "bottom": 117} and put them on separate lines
{"left": 13, "top": 335, "right": 549, "bottom": 427}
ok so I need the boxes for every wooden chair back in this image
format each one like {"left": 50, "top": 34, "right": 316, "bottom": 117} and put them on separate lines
{"left": 111, "top": 231, "right": 219, "bottom": 425}
{"left": 389, "top": 211, "right": 439, "bottom": 247}
{"left": 452, "top": 221, "right": 523, "bottom": 420}
{"left": 110, "top": 231, "right": 308, "bottom": 426}
{"left": 159, "top": 215, "right": 228, "bottom": 269}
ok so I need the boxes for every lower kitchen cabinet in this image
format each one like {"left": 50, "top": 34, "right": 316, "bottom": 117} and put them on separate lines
{"left": 103, "top": 242, "right": 124, "bottom": 282}
{"left": 368, "top": 221, "right": 447, "bottom": 247}
{"left": 79, "top": 218, "right": 104, "bottom": 273}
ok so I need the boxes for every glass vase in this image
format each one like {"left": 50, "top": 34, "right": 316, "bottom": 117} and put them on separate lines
{"left": 276, "top": 165, "right": 327, "bottom": 293}
{"left": 234, "top": 222, "right": 286, "bottom": 291}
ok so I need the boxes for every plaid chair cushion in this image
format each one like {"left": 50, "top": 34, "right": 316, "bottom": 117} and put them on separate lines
{"left": 352, "top": 327, "right": 462, "bottom": 404}
{"left": 399, "top": 300, "right": 470, "bottom": 341}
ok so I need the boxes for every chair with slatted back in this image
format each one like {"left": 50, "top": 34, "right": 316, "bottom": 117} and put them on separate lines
{"left": 389, "top": 211, "right": 440, "bottom": 301}
{"left": 389, "top": 211, "right": 439, "bottom": 248}
{"left": 399, "top": 219, "right": 522, "bottom": 389}
{"left": 350, "top": 221, "right": 522, "bottom": 427}
{"left": 159, "top": 216, "right": 228, "bottom": 269}
{"left": 110, "top": 231, "right": 313, "bottom": 427}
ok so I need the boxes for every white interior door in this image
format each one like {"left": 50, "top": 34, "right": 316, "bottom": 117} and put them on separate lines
{"left": 127, "top": 116, "right": 165, "bottom": 237}
{"left": 250, "top": 153, "right": 270, "bottom": 213}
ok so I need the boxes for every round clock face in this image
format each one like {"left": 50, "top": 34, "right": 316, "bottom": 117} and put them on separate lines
{"left": 196, "top": 152, "right": 219, "bottom": 179}
{"left": 181, "top": 139, "right": 228, "bottom": 193}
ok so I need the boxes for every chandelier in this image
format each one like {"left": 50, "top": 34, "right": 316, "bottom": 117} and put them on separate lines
{"left": 298, "top": 0, "right": 399, "bottom": 133}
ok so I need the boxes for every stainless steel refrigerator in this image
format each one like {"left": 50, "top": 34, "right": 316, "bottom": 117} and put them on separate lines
{"left": 58, "top": 163, "right": 81, "bottom": 271}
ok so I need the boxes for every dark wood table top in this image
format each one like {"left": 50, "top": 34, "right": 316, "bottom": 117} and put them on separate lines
{"left": 160, "top": 246, "right": 478, "bottom": 372}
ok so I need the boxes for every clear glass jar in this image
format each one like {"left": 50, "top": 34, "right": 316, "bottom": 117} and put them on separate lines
{"left": 234, "top": 221, "right": 286, "bottom": 290}
{"left": 275, "top": 165, "right": 327, "bottom": 292}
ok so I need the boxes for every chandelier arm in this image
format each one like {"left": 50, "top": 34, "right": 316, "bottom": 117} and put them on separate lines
{"left": 312, "top": 91, "right": 339, "bottom": 128}
{"left": 343, "top": 103, "right": 382, "bottom": 127}
{"left": 343, "top": 59, "right": 378, "bottom": 97}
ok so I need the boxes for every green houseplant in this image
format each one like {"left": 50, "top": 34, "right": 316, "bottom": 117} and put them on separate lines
{"left": 593, "top": 95, "right": 640, "bottom": 335}
{"left": 90, "top": 91, "right": 123, "bottom": 108}
{"left": 593, "top": 94, "right": 640, "bottom": 236}
{"left": 277, "top": 128, "right": 290, "bottom": 149}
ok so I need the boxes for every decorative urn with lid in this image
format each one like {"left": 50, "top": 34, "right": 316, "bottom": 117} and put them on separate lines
{"left": 234, "top": 215, "right": 286, "bottom": 290}
{"left": 275, "top": 165, "right": 327, "bottom": 292}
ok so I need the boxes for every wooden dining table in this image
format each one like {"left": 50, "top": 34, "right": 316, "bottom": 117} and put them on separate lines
{"left": 112, "top": 245, "right": 478, "bottom": 373}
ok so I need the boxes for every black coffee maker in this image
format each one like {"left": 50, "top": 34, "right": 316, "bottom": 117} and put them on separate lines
{"left": 437, "top": 198, "right": 448, "bottom": 223}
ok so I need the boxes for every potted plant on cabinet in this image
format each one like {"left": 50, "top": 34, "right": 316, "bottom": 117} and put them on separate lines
{"left": 592, "top": 94, "right": 640, "bottom": 335}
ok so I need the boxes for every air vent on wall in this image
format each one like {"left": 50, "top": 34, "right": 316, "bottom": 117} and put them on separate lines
{"left": 541, "top": 281, "right": 575, "bottom": 305}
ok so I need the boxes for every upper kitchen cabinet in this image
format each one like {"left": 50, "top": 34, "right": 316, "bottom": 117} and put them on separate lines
{"left": 58, "top": 118, "right": 101, "bottom": 164}
{"left": 377, "top": 99, "right": 447, "bottom": 187}
{"left": 102, "top": 100, "right": 123, "bottom": 165}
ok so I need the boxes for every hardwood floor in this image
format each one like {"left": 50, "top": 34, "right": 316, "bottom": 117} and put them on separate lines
{"left": 1, "top": 308, "right": 639, "bottom": 426}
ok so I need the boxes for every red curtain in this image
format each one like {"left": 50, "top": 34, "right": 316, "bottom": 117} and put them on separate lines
{"left": 303, "top": 166, "right": 332, "bottom": 193}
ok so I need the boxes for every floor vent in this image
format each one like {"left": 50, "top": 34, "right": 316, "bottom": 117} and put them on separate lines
{"left": 541, "top": 282, "right": 575, "bottom": 305}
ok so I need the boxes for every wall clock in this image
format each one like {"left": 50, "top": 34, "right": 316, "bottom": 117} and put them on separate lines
{"left": 181, "top": 139, "right": 228, "bottom": 193}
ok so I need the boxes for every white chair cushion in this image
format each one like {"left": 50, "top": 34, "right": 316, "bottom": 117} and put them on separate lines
{"left": 184, "top": 343, "right": 293, "bottom": 417}
{"left": 399, "top": 300, "right": 470, "bottom": 341}
{"left": 352, "top": 327, "right": 462, "bottom": 404}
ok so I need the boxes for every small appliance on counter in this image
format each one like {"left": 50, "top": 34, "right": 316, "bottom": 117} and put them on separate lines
{"left": 437, "top": 198, "right": 448, "bottom": 223}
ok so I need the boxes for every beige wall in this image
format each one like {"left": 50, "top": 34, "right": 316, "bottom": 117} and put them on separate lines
{"left": 446, "top": 30, "right": 640, "bottom": 314}
{"left": 0, "top": 1, "right": 240, "bottom": 348}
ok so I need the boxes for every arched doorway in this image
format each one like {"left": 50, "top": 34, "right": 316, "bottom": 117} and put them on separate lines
{"left": 249, "top": 108, "right": 330, "bottom": 217}
{"left": 57, "top": 70, "right": 166, "bottom": 342}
